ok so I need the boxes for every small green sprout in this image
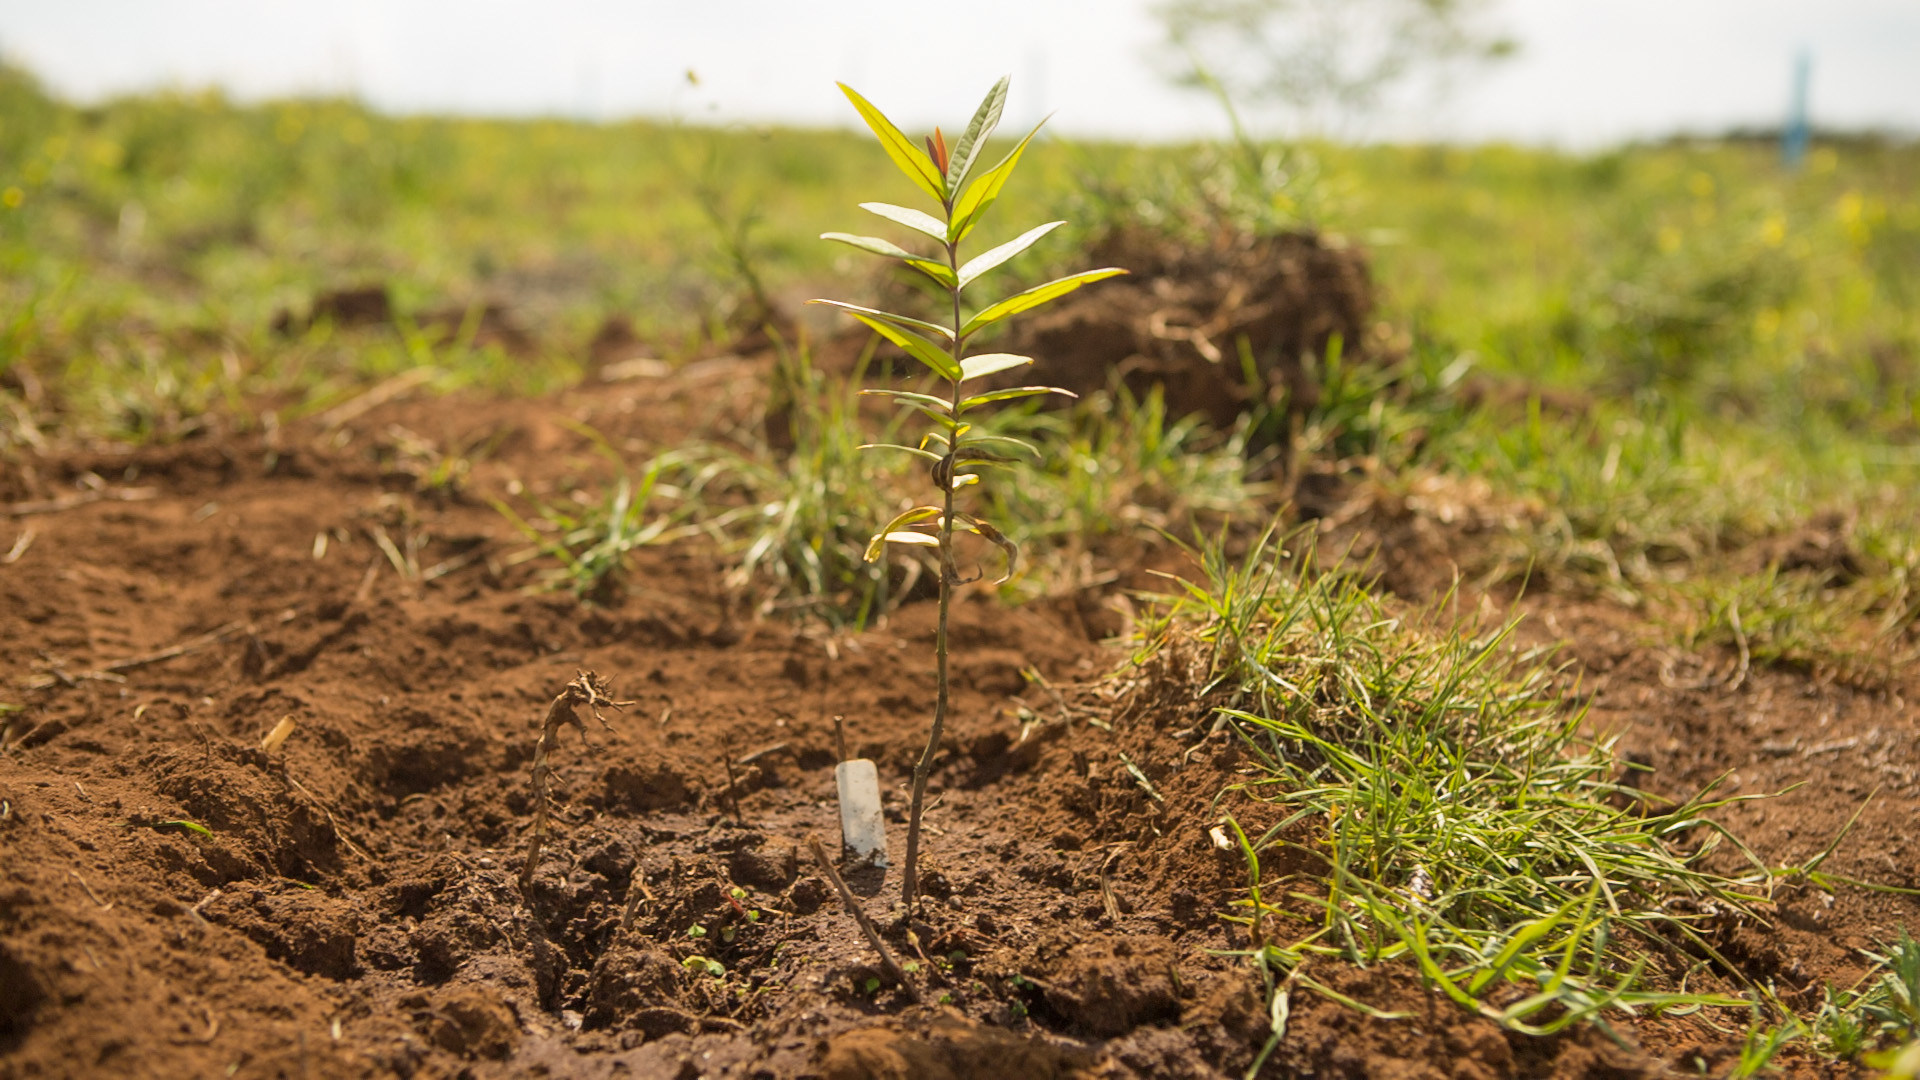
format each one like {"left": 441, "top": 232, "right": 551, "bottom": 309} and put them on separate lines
{"left": 682, "top": 956, "right": 725, "bottom": 978}
{"left": 686, "top": 923, "right": 707, "bottom": 940}
{"left": 862, "top": 976, "right": 882, "bottom": 996}
{"left": 815, "top": 76, "right": 1125, "bottom": 912}
{"left": 153, "top": 819, "right": 213, "bottom": 837}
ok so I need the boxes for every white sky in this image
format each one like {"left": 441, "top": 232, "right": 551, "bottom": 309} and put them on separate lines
{"left": 1, "top": 1, "right": 1916, "bottom": 147}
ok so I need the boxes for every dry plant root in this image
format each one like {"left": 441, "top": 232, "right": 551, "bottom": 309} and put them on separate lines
{"left": 518, "top": 670, "right": 630, "bottom": 896}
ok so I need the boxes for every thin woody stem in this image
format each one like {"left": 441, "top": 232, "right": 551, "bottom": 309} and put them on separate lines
{"left": 901, "top": 201, "right": 966, "bottom": 914}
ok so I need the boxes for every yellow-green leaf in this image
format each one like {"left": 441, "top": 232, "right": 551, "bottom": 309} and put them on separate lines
{"left": 808, "top": 303, "right": 960, "bottom": 380}
{"left": 958, "top": 385, "right": 1078, "bottom": 411}
{"left": 858, "top": 388, "right": 952, "bottom": 412}
{"left": 957, "top": 221, "right": 1065, "bottom": 288}
{"left": 961, "top": 268, "right": 1127, "bottom": 336}
{"left": 863, "top": 506, "right": 943, "bottom": 561}
{"left": 818, "top": 233, "right": 955, "bottom": 286}
{"left": 811, "top": 299, "right": 954, "bottom": 341}
{"left": 946, "top": 76, "right": 1009, "bottom": 191}
{"left": 858, "top": 442, "right": 944, "bottom": 462}
{"left": 839, "top": 83, "right": 945, "bottom": 202}
{"left": 861, "top": 202, "right": 949, "bottom": 242}
{"left": 958, "top": 353, "right": 1034, "bottom": 382}
{"left": 948, "top": 118, "right": 1046, "bottom": 243}
{"left": 959, "top": 513, "right": 1019, "bottom": 584}
{"left": 876, "top": 531, "right": 941, "bottom": 556}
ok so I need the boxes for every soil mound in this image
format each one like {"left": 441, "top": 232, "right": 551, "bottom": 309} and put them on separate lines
{"left": 1000, "top": 228, "right": 1373, "bottom": 431}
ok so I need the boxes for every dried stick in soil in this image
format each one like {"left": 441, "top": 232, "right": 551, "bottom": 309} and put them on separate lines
{"left": 806, "top": 835, "right": 916, "bottom": 1001}
{"left": 519, "top": 671, "right": 629, "bottom": 896}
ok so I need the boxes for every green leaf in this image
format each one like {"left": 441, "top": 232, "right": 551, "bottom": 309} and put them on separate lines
{"left": 958, "top": 352, "right": 1034, "bottom": 382}
{"left": 811, "top": 299, "right": 954, "bottom": 341}
{"left": 871, "top": 531, "right": 941, "bottom": 560}
{"left": 958, "top": 385, "right": 1078, "bottom": 411}
{"left": 858, "top": 442, "right": 944, "bottom": 462}
{"left": 957, "top": 221, "right": 1065, "bottom": 288}
{"left": 956, "top": 432, "right": 1041, "bottom": 457}
{"left": 808, "top": 303, "right": 960, "bottom": 380}
{"left": 962, "top": 268, "right": 1127, "bottom": 336}
{"left": 861, "top": 202, "right": 949, "bottom": 243}
{"left": 949, "top": 118, "right": 1046, "bottom": 243}
{"left": 858, "top": 388, "right": 952, "bottom": 412}
{"left": 865, "top": 506, "right": 943, "bottom": 561}
{"left": 905, "top": 402, "right": 962, "bottom": 431}
{"left": 818, "top": 233, "right": 955, "bottom": 286}
{"left": 946, "top": 76, "right": 1009, "bottom": 191}
{"left": 838, "top": 83, "right": 945, "bottom": 202}
{"left": 155, "top": 819, "right": 213, "bottom": 836}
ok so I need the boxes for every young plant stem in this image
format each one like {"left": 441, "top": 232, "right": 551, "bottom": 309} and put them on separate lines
{"left": 900, "top": 228, "right": 966, "bottom": 913}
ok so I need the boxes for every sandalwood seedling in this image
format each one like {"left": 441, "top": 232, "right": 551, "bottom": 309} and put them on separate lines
{"left": 814, "top": 78, "right": 1124, "bottom": 911}
{"left": 519, "top": 670, "right": 630, "bottom": 895}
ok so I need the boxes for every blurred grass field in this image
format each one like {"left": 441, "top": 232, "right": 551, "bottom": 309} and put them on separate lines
{"left": 1, "top": 60, "right": 1917, "bottom": 665}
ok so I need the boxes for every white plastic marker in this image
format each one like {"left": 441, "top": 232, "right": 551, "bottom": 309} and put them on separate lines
{"left": 834, "top": 758, "right": 888, "bottom": 868}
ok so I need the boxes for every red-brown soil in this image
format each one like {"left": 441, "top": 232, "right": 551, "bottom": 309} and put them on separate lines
{"left": 2, "top": 361, "right": 1915, "bottom": 1080}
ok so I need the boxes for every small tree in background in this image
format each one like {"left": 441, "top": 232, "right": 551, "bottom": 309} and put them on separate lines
{"left": 1154, "top": 0, "right": 1517, "bottom": 136}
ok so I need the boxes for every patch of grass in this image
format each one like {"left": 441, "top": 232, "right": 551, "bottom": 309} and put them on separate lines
{"left": 1815, "top": 931, "right": 1920, "bottom": 1061}
{"left": 982, "top": 384, "right": 1277, "bottom": 597}
{"left": 697, "top": 336, "right": 914, "bottom": 627}
{"left": 491, "top": 425, "right": 700, "bottom": 599}
{"left": 1133, "top": 528, "right": 1779, "bottom": 1034}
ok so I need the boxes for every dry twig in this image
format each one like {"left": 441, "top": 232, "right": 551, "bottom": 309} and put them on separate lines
{"left": 806, "top": 835, "right": 915, "bottom": 1000}
{"left": 519, "top": 671, "right": 630, "bottom": 895}
{"left": 5, "top": 486, "right": 159, "bottom": 518}
{"left": 26, "top": 610, "right": 297, "bottom": 690}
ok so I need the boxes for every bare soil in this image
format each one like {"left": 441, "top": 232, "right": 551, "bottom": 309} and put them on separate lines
{"left": 3, "top": 355, "right": 1916, "bottom": 1080}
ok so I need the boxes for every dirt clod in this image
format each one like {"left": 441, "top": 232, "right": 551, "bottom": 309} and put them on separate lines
{"left": 1037, "top": 935, "right": 1183, "bottom": 1037}
{"left": 819, "top": 1021, "right": 1099, "bottom": 1080}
